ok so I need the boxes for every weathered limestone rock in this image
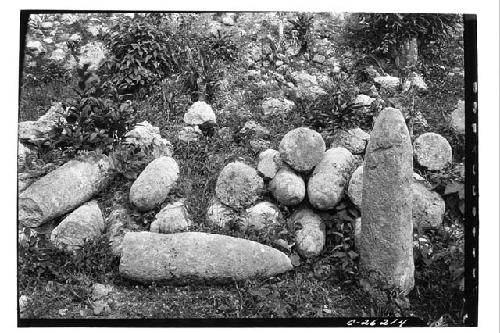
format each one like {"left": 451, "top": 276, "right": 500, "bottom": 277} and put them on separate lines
{"left": 129, "top": 157, "right": 179, "bottom": 211}
{"left": 19, "top": 154, "right": 112, "bottom": 227}
{"left": 18, "top": 102, "right": 67, "bottom": 143}
{"left": 291, "top": 209, "right": 326, "bottom": 258}
{"left": 150, "top": 201, "right": 192, "bottom": 233}
{"left": 257, "top": 149, "right": 282, "bottom": 179}
{"left": 50, "top": 201, "right": 105, "bottom": 251}
{"left": 119, "top": 232, "right": 293, "bottom": 282}
{"left": 244, "top": 201, "right": 282, "bottom": 230}
{"left": 269, "top": 167, "right": 305, "bottom": 206}
{"left": 413, "top": 133, "right": 453, "bottom": 170}
{"left": 184, "top": 101, "right": 216, "bottom": 125}
{"left": 412, "top": 182, "right": 445, "bottom": 230}
{"left": 206, "top": 198, "right": 239, "bottom": 228}
{"left": 279, "top": 127, "right": 325, "bottom": 173}
{"left": 359, "top": 107, "right": 414, "bottom": 295}
{"left": 123, "top": 121, "right": 173, "bottom": 158}
{"left": 215, "top": 162, "right": 264, "bottom": 209}
{"left": 290, "top": 71, "right": 327, "bottom": 99}
{"left": 308, "top": 147, "right": 355, "bottom": 210}
{"left": 262, "top": 97, "right": 295, "bottom": 116}
{"left": 329, "top": 129, "right": 368, "bottom": 154}
{"left": 450, "top": 100, "right": 465, "bottom": 134}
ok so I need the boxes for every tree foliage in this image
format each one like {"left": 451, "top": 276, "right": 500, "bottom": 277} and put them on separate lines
{"left": 346, "top": 13, "right": 461, "bottom": 57}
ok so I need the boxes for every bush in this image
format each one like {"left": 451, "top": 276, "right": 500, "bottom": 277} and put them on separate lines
{"left": 294, "top": 72, "right": 376, "bottom": 133}
{"left": 47, "top": 64, "right": 137, "bottom": 157}
{"left": 346, "top": 14, "right": 461, "bottom": 57}
{"left": 101, "top": 13, "right": 238, "bottom": 102}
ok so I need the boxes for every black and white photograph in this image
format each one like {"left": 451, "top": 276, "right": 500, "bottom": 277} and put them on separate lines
{"left": 9, "top": 2, "right": 498, "bottom": 330}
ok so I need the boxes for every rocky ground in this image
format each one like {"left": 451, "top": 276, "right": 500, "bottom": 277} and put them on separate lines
{"left": 18, "top": 13, "right": 465, "bottom": 325}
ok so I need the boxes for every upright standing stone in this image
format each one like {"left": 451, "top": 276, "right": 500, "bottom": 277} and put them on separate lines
{"left": 359, "top": 107, "right": 414, "bottom": 295}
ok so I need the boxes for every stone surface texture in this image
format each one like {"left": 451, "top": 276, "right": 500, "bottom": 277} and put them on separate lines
{"left": 215, "top": 162, "right": 263, "bottom": 209}
{"left": 257, "top": 149, "right": 282, "bottom": 179}
{"left": 19, "top": 154, "right": 112, "bottom": 227}
{"left": 184, "top": 101, "right": 217, "bottom": 125}
{"left": 150, "top": 201, "right": 192, "bottom": 233}
{"left": 329, "top": 129, "right": 367, "bottom": 154}
{"left": 50, "top": 201, "right": 104, "bottom": 251}
{"left": 262, "top": 97, "right": 295, "bottom": 116}
{"left": 279, "top": 127, "right": 325, "bottom": 173}
{"left": 244, "top": 202, "right": 282, "bottom": 230}
{"left": 412, "top": 182, "right": 445, "bottom": 230}
{"left": 206, "top": 198, "right": 238, "bottom": 229}
{"left": 18, "top": 103, "right": 67, "bottom": 143}
{"left": 358, "top": 107, "right": 414, "bottom": 295}
{"left": 269, "top": 167, "right": 305, "bottom": 206}
{"left": 308, "top": 147, "right": 355, "bottom": 210}
{"left": 129, "top": 157, "right": 179, "bottom": 211}
{"left": 119, "top": 232, "right": 293, "bottom": 282}
{"left": 292, "top": 209, "right": 326, "bottom": 258}
{"left": 123, "top": 121, "right": 173, "bottom": 158}
{"left": 413, "top": 132, "right": 453, "bottom": 170}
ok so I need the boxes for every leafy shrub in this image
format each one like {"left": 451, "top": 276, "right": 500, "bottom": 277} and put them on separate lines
{"left": 294, "top": 73, "right": 376, "bottom": 132}
{"left": 47, "top": 64, "right": 137, "bottom": 157}
{"left": 109, "top": 142, "right": 157, "bottom": 180}
{"left": 101, "top": 13, "right": 238, "bottom": 102}
{"left": 51, "top": 97, "right": 136, "bottom": 156}
{"left": 346, "top": 14, "right": 461, "bottom": 55}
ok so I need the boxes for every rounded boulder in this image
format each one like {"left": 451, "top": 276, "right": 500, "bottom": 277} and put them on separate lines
{"left": 269, "top": 167, "right": 305, "bottom": 206}
{"left": 279, "top": 127, "right": 325, "bottom": 173}
{"left": 129, "top": 156, "right": 179, "bottom": 211}
{"left": 413, "top": 133, "right": 452, "bottom": 170}
{"left": 291, "top": 209, "right": 326, "bottom": 258}
{"left": 215, "top": 162, "right": 264, "bottom": 209}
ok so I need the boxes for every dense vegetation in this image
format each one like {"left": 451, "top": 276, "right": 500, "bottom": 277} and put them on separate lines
{"left": 19, "top": 12, "right": 465, "bottom": 325}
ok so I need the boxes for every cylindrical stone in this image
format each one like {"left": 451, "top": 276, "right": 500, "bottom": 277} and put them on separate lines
{"left": 18, "top": 154, "right": 113, "bottom": 227}
{"left": 359, "top": 107, "right": 415, "bottom": 295}
{"left": 308, "top": 147, "right": 355, "bottom": 210}
{"left": 119, "top": 231, "right": 293, "bottom": 282}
